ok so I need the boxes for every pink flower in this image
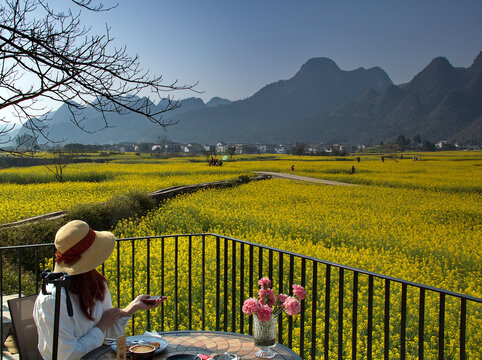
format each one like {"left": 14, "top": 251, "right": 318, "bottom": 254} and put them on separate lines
{"left": 265, "top": 288, "right": 276, "bottom": 306}
{"left": 257, "top": 305, "right": 273, "bottom": 322}
{"left": 258, "top": 288, "right": 275, "bottom": 306}
{"left": 258, "top": 277, "right": 272, "bottom": 289}
{"left": 258, "top": 288, "right": 265, "bottom": 304}
{"left": 276, "top": 294, "right": 288, "bottom": 304}
{"left": 284, "top": 297, "right": 301, "bottom": 316}
{"left": 292, "top": 284, "right": 306, "bottom": 301}
{"left": 242, "top": 297, "right": 259, "bottom": 316}
{"left": 244, "top": 278, "right": 307, "bottom": 321}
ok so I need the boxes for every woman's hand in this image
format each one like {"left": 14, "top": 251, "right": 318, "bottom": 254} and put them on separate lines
{"left": 121, "top": 295, "right": 164, "bottom": 317}
{"left": 95, "top": 307, "right": 123, "bottom": 333}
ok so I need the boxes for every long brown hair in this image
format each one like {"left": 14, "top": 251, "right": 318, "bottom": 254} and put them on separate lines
{"left": 69, "top": 269, "right": 107, "bottom": 321}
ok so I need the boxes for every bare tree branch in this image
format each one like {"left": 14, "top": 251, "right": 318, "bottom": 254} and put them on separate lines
{"left": 0, "top": 0, "right": 196, "bottom": 153}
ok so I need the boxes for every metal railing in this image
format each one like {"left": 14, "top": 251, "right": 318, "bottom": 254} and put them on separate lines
{"left": 1, "top": 234, "right": 481, "bottom": 359}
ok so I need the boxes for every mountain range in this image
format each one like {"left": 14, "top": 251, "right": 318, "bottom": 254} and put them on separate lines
{"left": 16, "top": 51, "right": 482, "bottom": 145}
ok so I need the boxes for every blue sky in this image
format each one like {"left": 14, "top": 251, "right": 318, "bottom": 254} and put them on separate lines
{"left": 37, "top": 0, "right": 482, "bottom": 103}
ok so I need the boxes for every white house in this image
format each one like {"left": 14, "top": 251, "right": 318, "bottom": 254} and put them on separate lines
{"left": 216, "top": 142, "right": 227, "bottom": 153}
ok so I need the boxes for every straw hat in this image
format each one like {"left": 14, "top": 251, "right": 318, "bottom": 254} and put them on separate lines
{"left": 53, "top": 220, "right": 115, "bottom": 275}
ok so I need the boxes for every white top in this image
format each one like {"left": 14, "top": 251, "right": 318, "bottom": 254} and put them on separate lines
{"left": 34, "top": 283, "right": 130, "bottom": 360}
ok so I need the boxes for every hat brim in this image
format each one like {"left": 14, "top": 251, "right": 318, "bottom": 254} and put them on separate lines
{"left": 54, "top": 230, "right": 115, "bottom": 275}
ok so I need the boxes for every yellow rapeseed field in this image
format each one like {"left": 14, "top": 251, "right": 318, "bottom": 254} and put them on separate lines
{"left": 0, "top": 159, "right": 250, "bottom": 224}
{"left": 107, "top": 151, "right": 480, "bottom": 359}
{"left": 4, "top": 151, "right": 482, "bottom": 358}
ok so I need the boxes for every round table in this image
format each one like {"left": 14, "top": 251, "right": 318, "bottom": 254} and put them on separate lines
{"left": 81, "top": 330, "right": 302, "bottom": 360}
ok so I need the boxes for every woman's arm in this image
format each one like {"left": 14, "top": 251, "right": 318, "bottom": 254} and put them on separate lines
{"left": 101, "top": 289, "right": 164, "bottom": 338}
{"left": 121, "top": 295, "right": 163, "bottom": 317}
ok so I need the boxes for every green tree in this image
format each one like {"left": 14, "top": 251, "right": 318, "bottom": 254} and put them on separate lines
{"left": 291, "top": 143, "right": 307, "bottom": 155}
{"left": 422, "top": 140, "right": 436, "bottom": 152}
{"left": 44, "top": 147, "right": 73, "bottom": 182}
{"left": 227, "top": 146, "right": 237, "bottom": 157}
{"left": 138, "top": 143, "right": 152, "bottom": 153}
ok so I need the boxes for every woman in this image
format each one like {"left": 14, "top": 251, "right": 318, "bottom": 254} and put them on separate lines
{"left": 34, "top": 220, "right": 164, "bottom": 360}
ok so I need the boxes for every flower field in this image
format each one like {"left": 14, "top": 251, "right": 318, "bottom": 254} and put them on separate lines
{"left": 3, "top": 151, "right": 482, "bottom": 358}
{"left": 2, "top": 151, "right": 480, "bottom": 224}
{"left": 0, "top": 159, "right": 250, "bottom": 224}
{"left": 105, "top": 152, "right": 480, "bottom": 359}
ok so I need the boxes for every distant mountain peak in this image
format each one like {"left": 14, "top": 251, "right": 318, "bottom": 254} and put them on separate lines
{"left": 206, "top": 97, "right": 232, "bottom": 107}
{"left": 406, "top": 55, "right": 461, "bottom": 96}
{"left": 24, "top": 51, "right": 480, "bottom": 146}
{"left": 415, "top": 56, "right": 457, "bottom": 79}
{"left": 430, "top": 56, "right": 451, "bottom": 66}
{"left": 296, "top": 57, "right": 340, "bottom": 77}
{"left": 140, "top": 97, "right": 155, "bottom": 108}
{"left": 367, "top": 66, "right": 388, "bottom": 76}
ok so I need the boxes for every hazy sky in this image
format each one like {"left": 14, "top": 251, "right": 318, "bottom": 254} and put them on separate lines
{"left": 74, "top": 0, "right": 480, "bottom": 104}
{"left": 27, "top": 0, "right": 482, "bottom": 105}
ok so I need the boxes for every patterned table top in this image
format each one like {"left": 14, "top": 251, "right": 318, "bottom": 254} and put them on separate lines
{"left": 81, "top": 330, "right": 302, "bottom": 360}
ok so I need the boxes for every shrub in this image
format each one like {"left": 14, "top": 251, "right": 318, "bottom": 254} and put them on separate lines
{"left": 1, "top": 257, "right": 38, "bottom": 295}
{"left": 0, "top": 191, "right": 155, "bottom": 290}
{"left": 66, "top": 192, "right": 155, "bottom": 231}
{"left": 0, "top": 219, "right": 64, "bottom": 248}
{"left": 237, "top": 175, "right": 251, "bottom": 184}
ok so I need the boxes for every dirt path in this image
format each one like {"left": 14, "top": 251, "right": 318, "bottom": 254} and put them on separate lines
{"left": 255, "top": 171, "right": 359, "bottom": 186}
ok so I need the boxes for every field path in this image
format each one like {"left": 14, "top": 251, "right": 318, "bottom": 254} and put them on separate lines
{"left": 255, "top": 171, "right": 359, "bottom": 186}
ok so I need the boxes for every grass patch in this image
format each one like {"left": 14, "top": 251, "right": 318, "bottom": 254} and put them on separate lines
{"left": 0, "top": 172, "right": 114, "bottom": 184}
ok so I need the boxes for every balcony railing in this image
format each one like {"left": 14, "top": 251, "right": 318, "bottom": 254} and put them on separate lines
{"left": 1, "top": 234, "right": 481, "bottom": 359}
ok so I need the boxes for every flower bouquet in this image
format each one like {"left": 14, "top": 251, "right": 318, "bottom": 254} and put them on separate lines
{"left": 242, "top": 277, "right": 306, "bottom": 359}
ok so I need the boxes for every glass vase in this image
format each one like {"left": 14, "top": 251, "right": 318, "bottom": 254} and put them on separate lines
{"left": 253, "top": 315, "right": 277, "bottom": 359}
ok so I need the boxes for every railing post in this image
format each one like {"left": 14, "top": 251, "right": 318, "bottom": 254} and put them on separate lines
{"left": 18, "top": 248, "right": 22, "bottom": 297}
{"left": 249, "top": 244, "right": 254, "bottom": 335}
{"left": 35, "top": 248, "right": 39, "bottom": 294}
{"left": 310, "top": 261, "right": 318, "bottom": 360}
{"left": 384, "top": 279, "right": 390, "bottom": 360}
{"left": 223, "top": 237, "right": 228, "bottom": 332}
{"left": 278, "top": 253, "right": 284, "bottom": 343}
{"left": 258, "top": 247, "right": 263, "bottom": 280}
{"left": 116, "top": 241, "right": 120, "bottom": 308}
{"left": 231, "top": 239, "right": 237, "bottom": 333}
{"left": 202, "top": 235, "right": 206, "bottom": 330}
{"left": 367, "top": 275, "right": 374, "bottom": 360}
{"left": 131, "top": 239, "right": 135, "bottom": 335}
{"left": 338, "top": 268, "right": 344, "bottom": 360}
{"left": 239, "top": 242, "right": 245, "bottom": 333}
{"left": 300, "top": 258, "right": 306, "bottom": 358}
{"left": 289, "top": 254, "right": 295, "bottom": 348}
{"left": 400, "top": 283, "right": 407, "bottom": 360}
{"left": 268, "top": 249, "right": 273, "bottom": 283}
{"left": 438, "top": 292, "right": 445, "bottom": 359}
{"left": 324, "top": 264, "right": 331, "bottom": 360}
{"left": 352, "top": 271, "right": 358, "bottom": 360}
{"left": 161, "top": 237, "right": 165, "bottom": 331}
{"left": 174, "top": 236, "right": 179, "bottom": 330}
{"left": 460, "top": 297, "right": 466, "bottom": 360}
{"left": 216, "top": 236, "right": 220, "bottom": 331}
{"left": 188, "top": 235, "right": 192, "bottom": 330}
{"left": 419, "top": 288, "right": 426, "bottom": 360}
{"left": 147, "top": 237, "right": 151, "bottom": 331}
